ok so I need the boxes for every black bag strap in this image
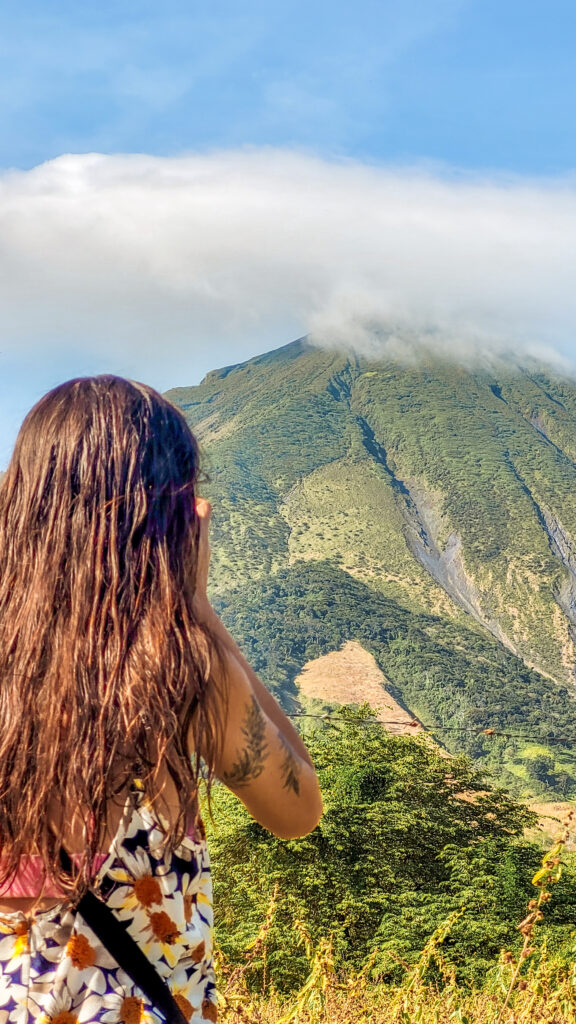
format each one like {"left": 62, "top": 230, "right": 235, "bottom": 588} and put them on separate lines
{"left": 60, "top": 849, "right": 189, "bottom": 1024}
{"left": 76, "top": 889, "right": 190, "bottom": 1024}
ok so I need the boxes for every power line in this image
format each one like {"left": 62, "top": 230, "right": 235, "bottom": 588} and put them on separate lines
{"left": 288, "top": 711, "right": 576, "bottom": 752}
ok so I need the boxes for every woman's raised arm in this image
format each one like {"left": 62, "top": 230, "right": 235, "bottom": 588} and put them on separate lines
{"left": 192, "top": 500, "right": 323, "bottom": 839}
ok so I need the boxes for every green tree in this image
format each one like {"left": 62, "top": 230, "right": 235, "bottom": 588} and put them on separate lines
{"left": 207, "top": 708, "right": 543, "bottom": 990}
{"left": 527, "top": 753, "right": 556, "bottom": 785}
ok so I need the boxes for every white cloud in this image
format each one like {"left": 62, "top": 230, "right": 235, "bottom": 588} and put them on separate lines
{"left": 1, "top": 149, "right": 576, "bottom": 385}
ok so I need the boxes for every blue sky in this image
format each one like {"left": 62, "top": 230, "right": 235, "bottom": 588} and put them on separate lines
{"left": 2, "top": 0, "right": 575, "bottom": 174}
{"left": 1, "top": 0, "right": 576, "bottom": 463}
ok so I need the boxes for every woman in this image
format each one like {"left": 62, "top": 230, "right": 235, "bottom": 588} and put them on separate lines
{"left": 0, "top": 376, "right": 322, "bottom": 1024}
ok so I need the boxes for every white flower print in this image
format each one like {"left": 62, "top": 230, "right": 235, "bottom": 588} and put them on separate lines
{"left": 168, "top": 968, "right": 203, "bottom": 1023}
{"left": 121, "top": 802, "right": 167, "bottom": 863}
{"left": 107, "top": 851, "right": 166, "bottom": 917}
{"left": 160, "top": 854, "right": 212, "bottom": 935}
{"left": 0, "top": 920, "right": 29, "bottom": 976}
{"left": 32, "top": 985, "right": 91, "bottom": 1024}
{"left": 0, "top": 788, "right": 217, "bottom": 1024}
{"left": 138, "top": 897, "right": 186, "bottom": 970}
{"left": 78, "top": 989, "right": 158, "bottom": 1024}
{"left": 42, "top": 926, "right": 118, "bottom": 997}
{"left": 0, "top": 982, "right": 33, "bottom": 1024}
{"left": 155, "top": 869, "right": 199, "bottom": 932}
{"left": 22, "top": 980, "right": 59, "bottom": 1024}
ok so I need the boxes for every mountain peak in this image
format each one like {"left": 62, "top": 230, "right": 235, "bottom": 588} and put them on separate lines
{"left": 166, "top": 338, "right": 576, "bottom": 796}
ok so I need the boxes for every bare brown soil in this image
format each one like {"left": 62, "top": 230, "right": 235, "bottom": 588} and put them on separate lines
{"left": 526, "top": 800, "right": 575, "bottom": 845}
{"left": 295, "top": 640, "right": 423, "bottom": 736}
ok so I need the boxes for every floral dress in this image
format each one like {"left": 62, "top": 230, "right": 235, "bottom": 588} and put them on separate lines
{"left": 0, "top": 791, "right": 218, "bottom": 1024}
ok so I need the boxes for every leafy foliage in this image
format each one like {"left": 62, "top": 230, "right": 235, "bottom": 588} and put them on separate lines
{"left": 207, "top": 710, "right": 575, "bottom": 991}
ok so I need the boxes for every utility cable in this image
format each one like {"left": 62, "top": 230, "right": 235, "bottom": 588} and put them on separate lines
{"left": 288, "top": 711, "right": 576, "bottom": 751}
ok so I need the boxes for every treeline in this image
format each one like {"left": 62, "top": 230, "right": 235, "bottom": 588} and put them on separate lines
{"left": 207, "top": 709, "right": 576, "bottom": 993}
{"left": 215, "top": 561, "right": 576, "bottom": 796}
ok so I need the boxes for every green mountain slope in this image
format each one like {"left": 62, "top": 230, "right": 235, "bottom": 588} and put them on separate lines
{"left": 166, "top": 339, "right": 576, "bottom": 794}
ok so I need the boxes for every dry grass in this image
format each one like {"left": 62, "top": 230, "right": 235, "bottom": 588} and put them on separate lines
{"left": 218, "top": 938, "right": 576, "bottom": 1024}
{"left": 527, "top": 801, "right": 575, "bottom": 845}
{"left": 218, "top": 932, "right": 576, "bottom": 1024}
{"left": 295, "top": 641, "right": 424, "bottom": 737}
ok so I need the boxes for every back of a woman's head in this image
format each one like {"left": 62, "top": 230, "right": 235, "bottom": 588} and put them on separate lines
{"left": 0, "top": 376, "right": 217, "bottom": 892}
{"left": 1, "top": 375, "right": 200, "bottom": 616}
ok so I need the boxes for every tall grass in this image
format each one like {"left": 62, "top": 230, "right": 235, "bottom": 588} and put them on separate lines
{"left": 216, "top": 811, "right": 576, "bottom": 1024}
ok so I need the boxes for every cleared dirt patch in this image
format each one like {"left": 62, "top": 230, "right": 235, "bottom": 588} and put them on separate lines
{"left": 526, "top": 800, "right": 576, "bottom": 846}
{"left": 295, "top": 640, "right": 423, "bottom": 737}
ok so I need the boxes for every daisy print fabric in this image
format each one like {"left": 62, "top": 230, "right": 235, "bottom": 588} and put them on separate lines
{"left": 0, "top": 793, "right": 218, "bottom": 1024}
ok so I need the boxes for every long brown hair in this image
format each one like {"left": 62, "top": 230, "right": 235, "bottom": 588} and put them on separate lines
{"left": 0, "top": 375, "right": 222, "bottom": 896}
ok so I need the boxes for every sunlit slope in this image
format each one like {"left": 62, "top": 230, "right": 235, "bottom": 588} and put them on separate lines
{"left": 351, "top": 362, "right": 576, "bottom": 683}
{"left": 167, "top": 339, "right": 576, "bottom": 690}
{"left": 204, "top": 560, "right": 576, "bottom": 795}
{"left": 169, "top": 341, "right": 353, "bottom": 582}
{"left": 166, "top": 340, "right": 576, "bottom": 792}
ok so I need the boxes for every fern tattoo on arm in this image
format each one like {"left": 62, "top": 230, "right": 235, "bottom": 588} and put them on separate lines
{"left": 223, "top": 696, "right": 268, "bottom": 786}
{"left": 277, "top": 731, "right": 301, "bottom": 796}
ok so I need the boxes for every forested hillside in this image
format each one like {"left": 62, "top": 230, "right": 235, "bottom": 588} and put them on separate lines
{"left": 166, "top": 339, "right": 576, "bottom": 795}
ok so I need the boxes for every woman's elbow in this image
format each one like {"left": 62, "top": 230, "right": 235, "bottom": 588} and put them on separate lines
{"left": 270, "top": 785, "right": 324, "bottom": 840}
